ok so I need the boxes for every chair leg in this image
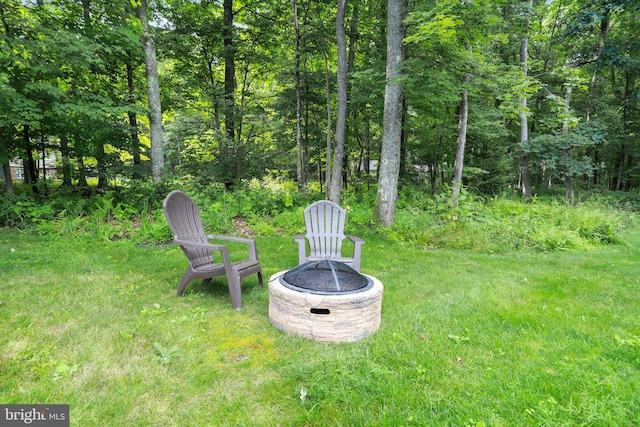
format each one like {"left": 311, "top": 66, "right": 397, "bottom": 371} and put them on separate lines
{"left": 228, "top": 271, "right": 242, "bottom": 310}
{"left": 257, "top": 270, "right": 264, "bottom": 288}
{"left": 176, "top": 268, "right": 194, "bottom": 296}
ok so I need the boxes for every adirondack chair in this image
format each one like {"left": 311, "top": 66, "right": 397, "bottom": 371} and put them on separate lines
{"left": 163, "top": 190, "right": 263, "bottom": 310}
{"left": 294, "top": 200, "right": 365, "bottom": 272}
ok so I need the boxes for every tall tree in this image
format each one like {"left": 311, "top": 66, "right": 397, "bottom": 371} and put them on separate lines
{"left": 221, "top": 0, "right": 240, "bottom": 189}
{"left": 293, "top": 0, "right": 305, "bottom": 192}
{"left": 138, "top": 0, "right": 164, "bottom": 182}
{"left": 328, "top": 0, "right": 348, "bottom": 204}
{"left": 519, "top": 0, "right": 533, "bottom": 200}
{"left": 319, "top": 25, "right": 333, "bottom": 194}
{"left": 451, "top": 74, "right": 469, "bottom": 207}
{"left": 374, "top": 0, "right": 405, "bottom": 226}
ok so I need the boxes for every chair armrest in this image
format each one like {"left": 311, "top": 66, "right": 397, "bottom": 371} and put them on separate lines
{"left": 346, "top": 235, "right": 365, "bottom": 272}
{"left": 173, "top": 239, "right": 227, "bottom": 251}
{"left": 294, "top": 234, "right": 307, "bottom": 265}
{"left": 346, "top": 235, "right": 365, "bottom": 245}
{"left": 207, "top": 234, "right": 254, "bottom": 244}
{"left": 206, "top": 235, "right": 259, "bottom": 260}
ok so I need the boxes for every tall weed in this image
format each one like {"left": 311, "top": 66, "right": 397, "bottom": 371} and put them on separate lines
{"left": 370, "top": 189, "right": 634, "bottom": 252}
{"left": 1, "top": 180, "right": 634, "bottom": 252}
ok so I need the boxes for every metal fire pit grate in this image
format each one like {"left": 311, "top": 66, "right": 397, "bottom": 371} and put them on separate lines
{"left": 280, "top": 260, "right": 373, "bottom": 295}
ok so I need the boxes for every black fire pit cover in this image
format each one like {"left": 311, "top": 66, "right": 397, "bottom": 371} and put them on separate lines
{"left": 280, "top": 260, "right": 373, "bottom": 295}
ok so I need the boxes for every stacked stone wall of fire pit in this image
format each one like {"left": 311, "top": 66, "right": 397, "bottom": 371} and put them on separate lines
{"left": 268, "top": 271, "right": 383, "bottom": 343}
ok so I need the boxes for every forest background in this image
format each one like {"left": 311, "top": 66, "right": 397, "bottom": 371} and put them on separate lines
{"left": 1, "top": 0, "right": 640, "bottom": 239}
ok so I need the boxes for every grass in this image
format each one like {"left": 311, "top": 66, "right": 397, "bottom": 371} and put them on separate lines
{"left": 1, "top": 223, "right": 639, "bottom": 426}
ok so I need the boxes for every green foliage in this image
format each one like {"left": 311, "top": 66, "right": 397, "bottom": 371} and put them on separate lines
{"left": 369, "top": 187, "right": 634, "bottom": 253}
{"left": 528, "top": 121, "right": 608, "bottom": 181}
{"left": 153, "top": 342, "right": 179, "bottom": 365}
{"left": 1, "top": 179, "right": 636, "bottom": 255}
{"left": 0, "top": 193, "right": 55, "bottom": 227}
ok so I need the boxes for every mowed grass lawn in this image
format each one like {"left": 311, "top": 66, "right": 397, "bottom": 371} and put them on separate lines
{"left": 1, "top": 225, "right": 639, "bottom": 426}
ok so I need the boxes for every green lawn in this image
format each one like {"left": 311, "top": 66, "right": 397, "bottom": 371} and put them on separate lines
{"left": 1, "top": 226, "right": 639, "bottom": 426}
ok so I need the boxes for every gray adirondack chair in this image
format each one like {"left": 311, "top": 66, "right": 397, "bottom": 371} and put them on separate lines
{"left": 163, "top": 190, "right": 263, "bottom": 310}
{"left": 294, "top": 200, "right": 365, "bottom": 271}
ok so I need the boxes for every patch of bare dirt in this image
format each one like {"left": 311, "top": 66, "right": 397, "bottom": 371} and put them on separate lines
{"left": 232, "top": 216, "right": 256, "bottom": 237}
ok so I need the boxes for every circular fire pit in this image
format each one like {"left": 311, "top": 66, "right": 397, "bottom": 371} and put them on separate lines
{"left": 268, "top": 261, "right": 383, "bottom": 342}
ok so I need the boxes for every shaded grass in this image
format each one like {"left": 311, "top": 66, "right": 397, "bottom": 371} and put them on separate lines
{"left": 1, "top": 224, "right": 639, "bottom": 426}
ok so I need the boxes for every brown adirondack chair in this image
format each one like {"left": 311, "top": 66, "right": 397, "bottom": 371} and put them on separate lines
{"left": 294, "top": 200, "right": 365, "bottom": 272}
{"left": 163, "top": 190, "right": 263, "bottom": 310}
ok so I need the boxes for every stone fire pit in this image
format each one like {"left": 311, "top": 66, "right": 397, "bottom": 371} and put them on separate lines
{"left": 268, "top": 261, "right": 383, "bottom": 342}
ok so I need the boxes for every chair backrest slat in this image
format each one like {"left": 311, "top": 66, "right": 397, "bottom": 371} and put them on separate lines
{"left": 163, "top": 191, "right": 214, "bottom": 268}
{"left": 305, "top": 200, "right": 346, "bottom": 259}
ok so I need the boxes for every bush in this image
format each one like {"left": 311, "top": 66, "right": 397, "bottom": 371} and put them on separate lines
{"left": 1, "top": 181, "right": 635, "bottom": 252}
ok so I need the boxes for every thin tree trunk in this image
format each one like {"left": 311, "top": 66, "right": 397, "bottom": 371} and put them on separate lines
{"left": 373, "top": 0, "right": 405, "bottom": 226}
{"left": 615, "top": 146, "right": 625, "bottom": 191}
{"left": 319, "top": 27, "right": 332, "bottom": 195}
{"left": 364, "top": 119, "right": 371, "bottom": 177}
{"left": 121, "top": 3, "right": 141, "bottom": 178}
{"left": 0, "top": 129, "right": 14, "bottom": 194}
{"left": 328, "top": 0, "right": 348, "bottom": 204}
{"left": 59, "top": 136, "right": 72, "bottom": 187}
{"left": 293, "top": 0, "right": 305, "bottom": 192}
{"left": 223, "top": 0, "right": 236, "bottom": 144}
{"left": 451, "top": 79, "right": 469, "bottom": 207}
{"left": 202, "top": 43, "right": 221, "bottom": 131}
{"left": 519, "top": 2, "right": 532, "bottom": 200}
{"left": 40, "top": 129, "right": 46, "bottom": 188}
{"left": 23, "top": 125, "right": 37, "bottom": 187}
{"left": 222, "top": 0, "right": 236, "bottom": 187}
{"left": 399, "top": 98, "right": 408, "bottom": 183}
{"left": 96, "top": 143, "right": 108, "bottom": 190}
{"left": 126, "top": 57, "right": 142, "bottom": 179}
{"left": 138, "top": 0, "right": 164, "bottom": 183}
{"left": 2, "top": 163, "right": 13, "bottom": 194}
{"left": 563, "top": 85, "right": 573, "bottom": 203}
{"left": 77, "top": 155, "right": 88, "bottom": 187}
{"left": 347, "top": 3, "right": 357, "bottom": 76}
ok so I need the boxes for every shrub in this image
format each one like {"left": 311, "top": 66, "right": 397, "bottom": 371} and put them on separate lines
{"left": 1, "top": 181, "right": 634, "bottom": 252}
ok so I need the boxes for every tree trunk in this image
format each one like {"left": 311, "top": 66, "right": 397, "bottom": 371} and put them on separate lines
{"left": 451, "top": 80, "right": 469, "bottom": 207}
{"left": 399, "top": 98, "right": 408, "bottom": 183}
{"left": 126, "top": 57, "right": 142, "bottom": 179}
{"left": 519, "top": 2, "right": 532, "bottom": 200}
{"left": 23, "top": 125, "right": 38, "bottom": 187}
{"left": 563, "top": 85, "right": 573, "bottom": 203}
{"left": 615, "top": 145, "right": 625, "bottom": 191}
{"left": 123, "top": 2, "right": 142, "bottom": 178}
{"left": 203, "top": 43, "right": 221, "bottom": 132}
{"left": 328, "top": 0, "right": 348, "bottom": 204}
{"left": 222, "top": 0, "right": 236, "bottom": 188}
{"left": 77, "top": 155, "right": 88, "bottom": 187}
{"left": 373, "top": 0, "right": 405, "bottom": 226}
{"left": 138, "top": 0, "right": 164, "bottom": 183}
{"left": 2, "top": 163, "right": 13, "bottom": 194}
{"left": 96, "top": 143, "right": 108, "bottom": 190}
{"left": 40, "top": 129, "right": 47, "bottom": 188}
{"left": 615, "top": 72, "right": 632, "bottom": 191}
{"left": 293, "top": 0, "right": 305, "bottom": 192}
{"left": 0, "top": 129, "right": 14, "bottom": 194}
{"left": 319, "top": 27, "right": 332, "bottom": 195}
{"left": 60, "top": 135, "right": 72, "bottom": 187}
{"left": 223, "top": 0, "right": 236, "bottom": 144}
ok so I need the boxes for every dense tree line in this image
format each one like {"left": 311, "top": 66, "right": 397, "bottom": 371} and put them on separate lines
{"left": 1, "top": 0, "right": 639, "bottom": 224}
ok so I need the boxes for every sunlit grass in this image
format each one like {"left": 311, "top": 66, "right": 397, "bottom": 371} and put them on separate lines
{"left": 1, "top": 224, "right": 639, "bottom": 426}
